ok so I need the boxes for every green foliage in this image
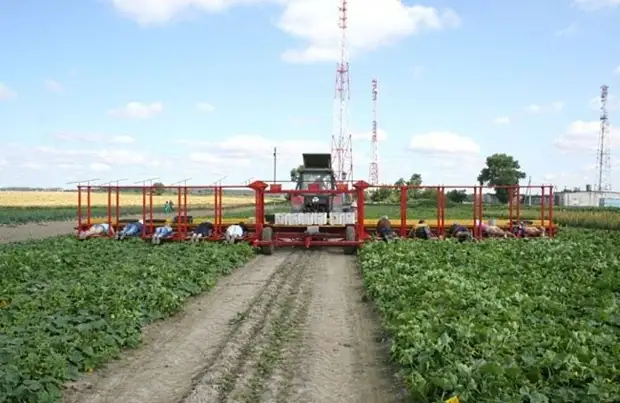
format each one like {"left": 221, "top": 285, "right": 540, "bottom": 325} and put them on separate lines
{"left": 477, "top": 153, "right": 527, "bottom": 203}
{"left": 446, "top": 189, "right": 467, "bottom": 203}
{"left": 359, "top": 229, "right": 620, "bottom": 402}
{"left": 152, "top": 182, "right": 165, "bottom": 196}
{"left": 0, "top": 237, "right": 254, "bottom": 403}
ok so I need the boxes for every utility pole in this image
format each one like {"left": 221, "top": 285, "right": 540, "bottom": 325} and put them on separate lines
{"left": 273, "top": 147, "right": 277, "bottom": 183}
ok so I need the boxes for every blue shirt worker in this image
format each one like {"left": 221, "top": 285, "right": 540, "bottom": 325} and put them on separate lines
{"left": 152, "top": 223, "right": 174, "bottom": 244}
{"left": 116, "top": 219, "right": 144, "bottom": 240}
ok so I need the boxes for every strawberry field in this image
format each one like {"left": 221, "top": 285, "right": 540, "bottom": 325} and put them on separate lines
{"left": 0, "top": 237, "right": 254, "bottom": 403}
{"left": 359, "top": 229, "right": 620, "bottom": 402}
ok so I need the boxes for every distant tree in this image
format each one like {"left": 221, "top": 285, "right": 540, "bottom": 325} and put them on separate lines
{"left": 153, "top": 182, "right": 165, "bottom": 196}
{"left": 446, "top": 189, "right": 467, "bottom": 203}
{"left": 477, "top": 153, "right": 526, "bottom": 203}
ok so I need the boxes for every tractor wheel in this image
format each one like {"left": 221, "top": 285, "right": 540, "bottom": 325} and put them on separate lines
{"left": 261, "top": 227, "right": 275, "bottom": 255}
{"left": 344, "top": 225, "right": 357, "bottom": 255}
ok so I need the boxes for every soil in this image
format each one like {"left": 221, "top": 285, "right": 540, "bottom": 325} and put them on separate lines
{"left": 62, "top": 250, "right": 404, "bottom": 403}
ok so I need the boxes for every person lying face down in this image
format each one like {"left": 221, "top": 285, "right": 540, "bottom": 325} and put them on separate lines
{"left": 152, "top": 223, "right": 174, "bottom": 244}
{"left": 513, "top": 222, "right": 545, "bottom": 238}
{"left": 449, "top": 223, "right": 471, "bottom": 242}
{"left": 115, "top": 219, "right": 144, "bottom": 240}
{"left": 413, "top": 220, "right": 437, "bottom": 240}
{"left": 78, "top": 223, "right": 113, "bottom": 240}
{"left": 190, "top": 221, "right": 214, "bottom": 242}
{"left": 225, "top": 222, "right": 248, "bottom": 244}
{"left": 376, "top": 216, "right": 393, "bottom": 242}
{"left": 475, "top": 220, "right": 514, "bottom": 238}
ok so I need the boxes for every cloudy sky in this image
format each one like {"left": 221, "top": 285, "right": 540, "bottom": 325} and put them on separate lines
{"left": 0, "top": 0, "right": 619, "bottom": 189}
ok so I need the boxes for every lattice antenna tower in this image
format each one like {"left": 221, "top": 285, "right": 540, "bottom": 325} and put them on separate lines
{"left": 369, "top": 78, "right": 379, "bottom": 185}
{"left": 596, "top": 84, "right": 611, "bottom": 192}
{"left": 331, "top": 0, "right": 353, "bottom": 182}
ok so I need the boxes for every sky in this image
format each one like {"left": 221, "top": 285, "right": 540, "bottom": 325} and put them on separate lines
{"left": 1, "top": 0, "right": 620, "bottom": 191}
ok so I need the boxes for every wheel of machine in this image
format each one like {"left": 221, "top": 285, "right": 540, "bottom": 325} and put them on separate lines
{"left": 344, "top": 225, "right": 357, "bottom": 255}
{"left": 261, "top": 227, "right": 275, "bottom": 255}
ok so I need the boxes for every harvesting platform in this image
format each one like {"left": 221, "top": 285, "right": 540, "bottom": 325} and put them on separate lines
{"left": 75, "top": 180, "right": 557, "bottom": 254}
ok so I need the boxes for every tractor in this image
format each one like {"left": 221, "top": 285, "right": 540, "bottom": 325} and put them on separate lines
{"left": 291, "top": 153, "right": 353, "bottom": 213}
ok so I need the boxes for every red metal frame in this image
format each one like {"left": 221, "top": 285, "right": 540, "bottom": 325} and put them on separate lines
{"left": 76, "top": 182, "right": 556, "bottom": 245}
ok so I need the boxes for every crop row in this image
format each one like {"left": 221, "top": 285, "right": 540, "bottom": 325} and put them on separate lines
{"left": 359, "top": 229, "right": 620, "bottom": 402}
{"left": 0, "top": 237, "right": 255, "bottom": 403}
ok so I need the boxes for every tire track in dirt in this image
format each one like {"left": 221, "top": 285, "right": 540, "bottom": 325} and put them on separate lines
{"left": 181, "top": 251, "right": 315, "bottom": 403}
{"left": 62, "top": 252, "right": 294, "bottom": 403}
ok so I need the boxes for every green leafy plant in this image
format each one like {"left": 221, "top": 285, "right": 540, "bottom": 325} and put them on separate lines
{"left": 0, "top": 237, "right": 254, "bottom": 402}
{"left": 359, "top": 229, "right": 620, "bottom": 402}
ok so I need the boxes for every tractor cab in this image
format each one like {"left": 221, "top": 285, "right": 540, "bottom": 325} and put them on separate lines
{"left": 292, "top": 153, "right": 351, "bottom": 213}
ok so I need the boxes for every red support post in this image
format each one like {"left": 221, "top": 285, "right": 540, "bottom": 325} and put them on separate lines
{"left": 508, "top": 186, "right": 514, "bottom": 232}
{"left": 115, "top": 186, "right": 120, "bottom": 232}
{"left": 440, "top": 186, "right": 446, "bottom": 236}
{"left": 400, "top": 186, "right": 407, "bottom": 237}
{"left": 149, "top": 186, "right": 154, "bottom": 235}
{"left": 353, "top": 181, "right": 369, "bottom": 241}
{"left": 86, "top": 186, "right": 92, "bottom": 227}
{"left": 516, "top": 186, "right": 521, "bottom": 225}
{"left": 548, "top": 185, "right": 554, "bottom": 237}
{"left": 77, "top": 185, "right": 82, "bottom": 236}
{"left": 472, "top": 186, "right": 478, "bottom": 239}
{"left": 107, "top": 186, "right": 112, "bottom": 236}
{"left": 177, "top": 186, "right": 182, "bottom": 234}
{"left": 540, "top": 185, "right": 546, "bottom": 229}
{"left": 249, "top": 181, "right": 269, "bottom": 239}
{"left": 184, "top": 186, "right": 189, "bottom": 235}
{"left": 141, "top": 186, "right": 146, "bottom": 238}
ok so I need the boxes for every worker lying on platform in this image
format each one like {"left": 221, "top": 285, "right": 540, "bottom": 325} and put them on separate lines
{"left": 412, "top": 220, "right": 437, "bottom": 240}
{"left": 115, "top": 219, "right": 144, "bottom": 240}
{"left": 225, "top": 222, "right": 248, "bottom": 244}
{"left": 448, "top": 223, "right": 472, "bottom": 242}
{"left": 376, "top": 216, "right": 395, "bottom": 242}
{"left": 514, "top": 222, "right": 545, "bottom": 238}
{"left": 152, "top": 223, "right": 174, "bottom": 244}
{"left": 78, "top": 223, "right": 114, "bottom": 240}
{"left": 189, "top": 221, "right": 214, "bottom": 242}
{"left": 476, "top": 220, "right": 514, "bottom": 238}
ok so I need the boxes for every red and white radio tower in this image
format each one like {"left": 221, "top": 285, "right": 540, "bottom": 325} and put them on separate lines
{"left": 369, "top": 78, "right": 379, "bottom": 185}
{"left": 596, "top": 84, "right": 611, "bottom": 191}
{"left": 331, "top": 0, "right": 353, "bottom": 182}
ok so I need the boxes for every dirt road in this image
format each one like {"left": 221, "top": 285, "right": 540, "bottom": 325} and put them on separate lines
{"left": 63, "top": 251, "right": 403, "bottom": 403}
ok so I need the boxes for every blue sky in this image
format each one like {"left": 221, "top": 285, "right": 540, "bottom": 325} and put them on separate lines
{"left": 0, "top": 0, "right": 619, "bottom": 190}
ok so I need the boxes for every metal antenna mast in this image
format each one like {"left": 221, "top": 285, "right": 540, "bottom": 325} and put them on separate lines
{"left": 331, "top": 0, "right": 353, "bottom": 182}
{"left": 369, "top": 78, "right": 379, "bottom": 185}
{"left": 596, "top": 84, "right": 611, "bottom": 192}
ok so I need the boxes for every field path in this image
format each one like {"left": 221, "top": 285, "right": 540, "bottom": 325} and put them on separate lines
{"left": 0, "top": 206, "right": 256, "bottom": 244}
{"left": 63, "top": 251, "right": 403, "bottom": 403}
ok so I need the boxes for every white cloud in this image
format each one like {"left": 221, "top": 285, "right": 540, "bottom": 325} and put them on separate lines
{"left": 196, "top": 102, "right": 215, "bottom": 112}
{"left": 615, "top": 65, "right": 620, "bottom": 75}
{"left": 589, "top": 92, "right": 619, "bottom": 111}
{"left": 20, "top": 162, "right": 44, "bottom": 170}
{"left": 109, "top": 0, "right": 460, "bottom": 63}
{"left": 278, "top": 1, "right": 460, "bottom": 63}
{"left": 525, "top": 101, "right": 564, "bottom": 114}
{"left": 0, "top": 83, "right": 16, "bottom": 100}
{"left": 90, "top": 162, "right": 112, "bottom": 172}
{"left": 493, "top": 116, "right": 510, "bottom": 124}
{"left": 409, "top": 131, "right": 481, "bottom": 156}
{"left": 553, "top": 120, "right": 620, "bottom": 152}
{"left": 573, "top": 0, "right": 620, "bottom": 9}
{"left": 108, "top": 101, "right": 163, "bottom": 119}
{"left": 0, "top": 158, "right": 8, "bottom": 173}
{"left": 53, "top": 132, "right": 136, "bottom": 144}
{"left": 351, "top": 128, "right": 388, "bottom": 141}
{"left": 554, "top": 22, "right": 578, "bottom": 37}
{"left": 44, "top": 79, "right": 63, "bottom": 93}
